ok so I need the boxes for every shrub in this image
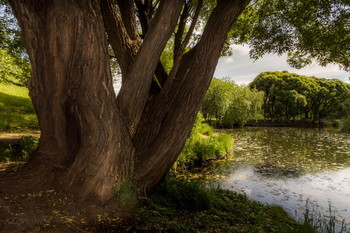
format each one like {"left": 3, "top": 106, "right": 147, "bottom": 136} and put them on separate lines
{"left": 0, "top": 136, "right": 38, "bottom": 162}
{"left": 340, "top": 117, "right": 350, "bottom": 132}
{"left": 174, "top": 113, "right": 233, "bottom": 170}
{"left": 216, "top": 134, "right": 233, "bottom": 155}
{"left": 148, "top": 176, "right": 213, "bottom": 211}
{"left": 198, "top": 123, "right": 213, "bottom": 136}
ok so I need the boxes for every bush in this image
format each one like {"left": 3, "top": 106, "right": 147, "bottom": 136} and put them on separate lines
{"left": 216, "top": 134, "right": 233, "bottom": 155}
{"left": 149, "top": 177, "right": 213, "bottom": 211}
{"left": 175, "top": 113, "right": 233, "bottom": 170}
{"left": 0, "top": 136, "right": 38, "bottom": 162}
{"left": 340, "top": 117, "right": 350, "bottom": 132}
{"left": 198, "top": 123, "right": 213, "bottom": 136}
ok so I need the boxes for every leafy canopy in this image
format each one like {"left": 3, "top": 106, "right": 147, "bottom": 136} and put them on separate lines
{"left": 0, "top": 1, "right": 29, "bottom": 85}
{"left": 230, "top": 0, "right": 350, "bottom": 71}
{"left": 250, "top": 71, "right": 350, "bottom": 121}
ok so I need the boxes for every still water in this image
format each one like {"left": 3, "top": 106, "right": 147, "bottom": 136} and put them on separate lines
{"left": 192, "top": 127, "right": 350, "bottom": 230}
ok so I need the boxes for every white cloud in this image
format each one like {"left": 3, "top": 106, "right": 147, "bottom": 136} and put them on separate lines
{"left": 214, "top": 45, "right": 350, "bottom": 85}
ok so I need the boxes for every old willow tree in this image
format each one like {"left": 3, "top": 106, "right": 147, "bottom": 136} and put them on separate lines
{"left": 2, "top": 0, "right": 250, "bottom": 202}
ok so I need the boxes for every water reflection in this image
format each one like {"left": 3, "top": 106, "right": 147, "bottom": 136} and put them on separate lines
{"left": 219, "top": 165, "right": 350, "bottom": 225}
{"left": 191, "top": 127, "right": 350, "bottom": 230}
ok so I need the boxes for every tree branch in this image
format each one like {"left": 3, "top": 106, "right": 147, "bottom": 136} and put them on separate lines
{"left": 174, "top": 1, "right": 191, "bottom": 60}
{"left": 117, "top": 0, "right": 183, "bottom": 135}
{"left": 100, "top": 0, "right": 140, "bottom": 76}
{"left": 135, "top": 0, "right": 169, "bottom": 91}
{"left": 116, "top": 0, "right": 139, "bottom": 40}
{"left": 133, "top": 0, "right": 252, "bottom": 190}
{"left": 135, "top": 0, "right": 154, "bottom": 36}
{"left": 169, "top": 0, "right": 203, "bottom": 84}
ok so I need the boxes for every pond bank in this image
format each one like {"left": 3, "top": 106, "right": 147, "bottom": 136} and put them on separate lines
{"left": 190, "top": 127, "right": 350, "bottom": 233}
{"left": 244, "top": 119, "right": 331, "bottom": 127}
{"left": 91, "top": 177, "right": 318, "bottom": 233}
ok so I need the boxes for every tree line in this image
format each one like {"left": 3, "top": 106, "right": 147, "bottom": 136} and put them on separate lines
{"left": 202, "top": 72, "right": 350, "bottom": 127}
{"left": 250, "top": 71, "right": 350, "bottom": 122}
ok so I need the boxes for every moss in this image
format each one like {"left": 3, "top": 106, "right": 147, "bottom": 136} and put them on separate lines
{"left": 114, "top": 182, "right": 137, "bottom": 210}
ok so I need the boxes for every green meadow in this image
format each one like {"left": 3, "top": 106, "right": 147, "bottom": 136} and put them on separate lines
{"left": 0, "top": 83, "right": 38, "bottom": 132}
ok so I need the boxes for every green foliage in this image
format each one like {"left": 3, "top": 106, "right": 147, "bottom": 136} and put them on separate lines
{"left": 340, "top": 117, "right": 350, "bottom": 132}
{"left": 160, "top": 49, "right": 174, "bottom": 74}
{"left": 202, "top": 78, "right": 235, "bottom": 123}
{"left": 0, "top": 2, "right": 26, "bottom": 58}
{"left": 202, "top": 78, "right": 264, "bottom": 128}
{"left": 0, "top": 47, "right": 30, "bottom": 86}
{"left": 216, "top": 134, "right": 234, "bottom": 154}
{"left": 230, "top": 0, "right": 350, "bottom": 71}
{"left": 250, "top": 71, "right": 350, "bottom": 121}
{"left": 92, "top": 177, "right": 319, "bottom": 232}
{"left": 0, "top": 135, "right": 38, "bottom": 162}
{"left": 0, "top": 83, "right": 38, "bottom": 131}
{"left": 0, "top": 3, "right": 30, "bottom": 85}
{"left": 175, "top": 113, "right": 233, "bottom": 170}
{"left": 222, "top": 85, "right": 264, "bottom": 127}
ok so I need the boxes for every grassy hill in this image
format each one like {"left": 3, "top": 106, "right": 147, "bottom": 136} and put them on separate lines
{"left": 0, "top": 83, "right": 38, "bottom": 132}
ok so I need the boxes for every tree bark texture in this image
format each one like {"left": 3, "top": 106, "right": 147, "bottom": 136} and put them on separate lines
{"left": 6, "top": 0, "right": 251, "bottom": 202}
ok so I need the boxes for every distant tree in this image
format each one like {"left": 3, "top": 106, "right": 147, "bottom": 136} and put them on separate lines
{"left": 250, "top": 71, "right": 350, "bottom": 121}
{"left": 222, "top": 84, "right": 263, "bottom": 127}
{"left": 201, "top": 78, "right": 235, "bottom": 123}
{"left": 0, "top": 47, "right": 29, "bottom": 85}
{"left": 0, "top": 2, "right": 29, "bottom": 85}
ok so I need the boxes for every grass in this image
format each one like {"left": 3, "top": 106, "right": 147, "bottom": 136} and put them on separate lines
{"left": 0, "top": 83, "right": 39, "bottom": 131}
{"left": 91, "top": 176, "right": 318, "bottom": 233}
{"left": 301, "top": 201, "right": 349, "bottom": 233}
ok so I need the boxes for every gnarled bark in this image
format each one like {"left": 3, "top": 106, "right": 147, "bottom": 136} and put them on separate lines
{"left": 3, "top": 0, "right": 251, "bottom": 203}
{"left": 8, "top": 0, "right": 134, "bottom": 201}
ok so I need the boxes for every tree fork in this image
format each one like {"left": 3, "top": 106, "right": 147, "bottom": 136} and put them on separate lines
{"left": 3, "top": 0, "right": 251, "bottom": 203}
{"left": 133, "top": 0, "right": 251, "bottom": 190}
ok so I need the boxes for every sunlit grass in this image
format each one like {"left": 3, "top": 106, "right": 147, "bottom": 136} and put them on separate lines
{"left": 0, "top": 83, "right": 39, "bottom": 131}
{"left": 0, "top": 83, "right": 30, "bottom": 98}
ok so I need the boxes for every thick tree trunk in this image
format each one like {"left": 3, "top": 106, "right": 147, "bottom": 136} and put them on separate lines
{"left": 132, "top": 0, "right": 250, "bottom": 190}
{"left": 8, "top": 0, "right": 134, "bottom": 202}
{"left": 4, "top": 0, "right": 251, "bottom": 204}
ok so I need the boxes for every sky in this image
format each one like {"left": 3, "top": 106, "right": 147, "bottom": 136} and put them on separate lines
{"left": 214, "top": 45, "right": 350, "bottom": 85}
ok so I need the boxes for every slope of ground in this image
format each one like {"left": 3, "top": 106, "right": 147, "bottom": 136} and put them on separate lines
{"left": 0, "top": 83, "right": 38, "bottom": 132}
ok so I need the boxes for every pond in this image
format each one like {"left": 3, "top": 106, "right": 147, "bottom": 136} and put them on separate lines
{"left": 190, "top": 127, "right": 350, "bottom": 231}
